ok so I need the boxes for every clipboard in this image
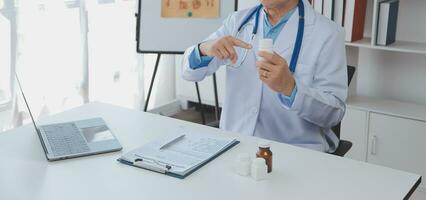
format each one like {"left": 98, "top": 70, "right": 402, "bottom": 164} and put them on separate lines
{"left": 117, "top": 140, "right": 239, "bottom": 179}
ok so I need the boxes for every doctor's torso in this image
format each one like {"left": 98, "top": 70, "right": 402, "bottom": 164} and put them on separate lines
{"left": 182, "top": 1, "right": 348, "bottom": 153}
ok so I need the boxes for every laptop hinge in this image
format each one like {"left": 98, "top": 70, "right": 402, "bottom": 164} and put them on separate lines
{"left": 35, "top": 128, "right": 51, "bottom": 158}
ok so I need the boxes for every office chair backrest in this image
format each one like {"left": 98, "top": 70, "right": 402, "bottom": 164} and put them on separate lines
{"left": 332, "top": 65, "right": 356, "bottom": 139}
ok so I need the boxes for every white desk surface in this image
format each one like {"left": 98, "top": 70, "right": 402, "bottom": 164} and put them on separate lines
{"left": 0, "top": 102, "right": 421, "bottom": 200}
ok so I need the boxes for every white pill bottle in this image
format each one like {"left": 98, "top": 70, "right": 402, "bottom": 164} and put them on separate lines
{"left": 258, "top": 38, "right": 273, "bottom": 61}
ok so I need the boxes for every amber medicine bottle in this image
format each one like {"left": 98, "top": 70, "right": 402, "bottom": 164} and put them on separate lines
{"left": 256, "top": 141, "right": 273, "bottom": 173}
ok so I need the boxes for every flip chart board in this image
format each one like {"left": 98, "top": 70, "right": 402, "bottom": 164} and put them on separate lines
{"left": 137, "top": 0, "right": 237, "bottom": 54}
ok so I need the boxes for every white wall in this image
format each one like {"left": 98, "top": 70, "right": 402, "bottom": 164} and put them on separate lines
{"left": 357, "top": 49, "right": 426, "bottom": 105}
{"left": 143, "top": 54, "right": 176, "bottom": 110}
{"left": 238, "top": 0, "right": 259, "bottom": 10}
{"left": 0, "top": 14, "right": 11, "bottom": 103}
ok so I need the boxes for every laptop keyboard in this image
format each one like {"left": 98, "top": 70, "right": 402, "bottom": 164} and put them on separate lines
{"left": 43, "top": 123, "right": 90, "bottom": 157}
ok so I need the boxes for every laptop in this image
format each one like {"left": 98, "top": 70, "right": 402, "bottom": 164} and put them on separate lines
{"left": 15, "top": 75, "right": 122, "bottom": 161}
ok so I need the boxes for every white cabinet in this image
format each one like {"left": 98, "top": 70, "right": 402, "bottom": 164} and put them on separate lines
{"left": 368, "top": 113, "right": 426, "bottom": 190}
{"left": 342, "top": 97, "right": 426, "bottom": 196}
{"left": 341, "top": 108, "right": 369, "bottom": 161}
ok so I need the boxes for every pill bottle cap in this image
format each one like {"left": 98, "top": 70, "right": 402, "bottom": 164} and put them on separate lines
{"left": 259, "top": 38, "right": 273, "bottom": 51}
{"left": 258, "top": 141, "right": 271, "bottom": 148}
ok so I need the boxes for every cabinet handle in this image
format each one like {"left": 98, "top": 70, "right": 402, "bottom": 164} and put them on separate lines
{"left": 371, "top": 135, "right": 378, "bottom": 155}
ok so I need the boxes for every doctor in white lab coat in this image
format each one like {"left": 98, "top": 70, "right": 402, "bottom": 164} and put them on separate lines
{"left": 181, "top": 0, "right": 347, "bottom": 153}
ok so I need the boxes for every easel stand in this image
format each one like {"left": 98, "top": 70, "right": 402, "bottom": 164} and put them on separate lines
{"left": 144, "top": 53, "right": 162, "bottom": 112}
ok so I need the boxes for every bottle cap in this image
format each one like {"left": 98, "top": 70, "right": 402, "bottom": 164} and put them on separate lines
{"left": 258, "top": 141, "right": 271, "bottom": 148}
{"left": 259, "top": 38, "right": 273, "bottom": 52}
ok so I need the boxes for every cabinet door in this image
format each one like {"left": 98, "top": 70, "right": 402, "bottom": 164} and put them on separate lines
{"left": 368, "top": 113, "right": 426, "bottom": 189}
{"left": 341, "top": 108, "right": 369, "bottom": 161}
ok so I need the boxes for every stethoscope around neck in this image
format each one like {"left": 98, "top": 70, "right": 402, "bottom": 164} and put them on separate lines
{"left": 226, "top": 0, "right": 305, "bottom": 73}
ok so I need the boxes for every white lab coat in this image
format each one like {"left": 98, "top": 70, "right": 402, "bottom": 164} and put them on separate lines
{"left": 181, "top": 0, "right": 348, "bottom": 153}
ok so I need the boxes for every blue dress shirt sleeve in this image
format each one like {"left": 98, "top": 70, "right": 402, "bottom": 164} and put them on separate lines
{"left": 277, "top": 85, "right": 298, "bottom": 108}
{"left": 189, "top": 45, "right": 214, "bottom": 69}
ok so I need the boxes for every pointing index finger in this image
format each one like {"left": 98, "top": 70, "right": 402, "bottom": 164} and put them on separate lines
{"left": 231, "top": 37, "right": 252, "bottom": 49}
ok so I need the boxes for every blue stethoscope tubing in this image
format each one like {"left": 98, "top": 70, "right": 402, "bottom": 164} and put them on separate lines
{"left": 238, "top": 0, "right": 305, "bottom": 73}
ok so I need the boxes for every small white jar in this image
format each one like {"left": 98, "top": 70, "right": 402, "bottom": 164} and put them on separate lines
{"left": 235, "top": 153, "right": 251, "bottom": 176}
{"left": 251, "top": 158, "right": 268, "bottom": 181}
{"left": 258, "top": 38, "right": 273, "bottom": 61}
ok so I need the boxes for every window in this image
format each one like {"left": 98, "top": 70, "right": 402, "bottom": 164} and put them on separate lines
{"left": 0, "top": 10, "right": 11, "bottom": 108}
{"left": 1, "top": 0, "right": 143, "bottom": 130}
{"left": 17, "top": 0, "right": 84, "bottom": 116}
{"left": 87, "top": 0, "right": 140, "bottom": 109}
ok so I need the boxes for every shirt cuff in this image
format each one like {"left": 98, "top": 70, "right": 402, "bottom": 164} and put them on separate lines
{"left": 189, "top": 45, "right": 214, "bottom": 69}
{"left": 277, "top": 85, "right": 298, "bottom": 108}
